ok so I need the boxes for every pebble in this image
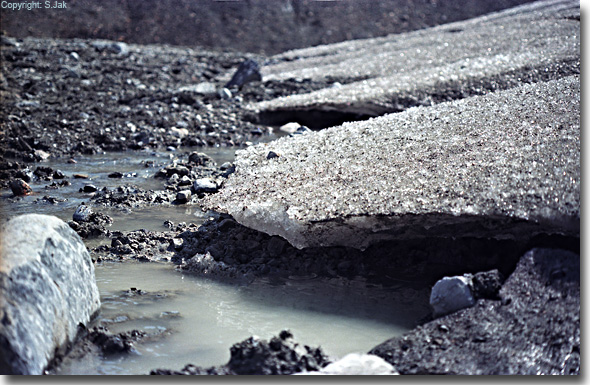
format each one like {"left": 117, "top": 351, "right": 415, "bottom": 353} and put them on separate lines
{"left": 193, "top": 178, "right": 218, "bottom": 193}
{"left": 178, "top": 175, "right": 192, "bottom": 186}
{"left": 9, "top": 179, "right": 33, "bottom": 196}
{"left": 73, "top": 204, "right": 93, "bottom": 222}
{"left": 267, "top": 151, "right": 279, "bottom": 160}
{"left": 73, "top": 173, "right": 89, "bottom": 179}
{"left": 82, "top": 184, "right": 98, "bottom": 193}
{"left": 430, "top": 275, "right": 475, "bottom": 317}
{"left": 53, "top": 170, "right": 66, "bottom": 179}
{"left": 34, "top": 149, "right": 50, "bottom": 160}
{"left": 171, "top": 238, "right": 184, "bottom": 250}
{"left": 280, "top": 122, "right": 301, "bottom": 134}
{"left": 219, "top": 88, "right": 232, "bottom": 100}
{"left": 289, "top": 125, "right": 311, "bottom": 137}
{"left": 176, "top": 190, "right": 192, "bottom": 204}
{"left": 108, "top": 172, "right": 124, "bottom": 178}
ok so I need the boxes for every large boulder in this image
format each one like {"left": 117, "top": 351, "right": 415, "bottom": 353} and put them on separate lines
{"left": 0, "top": 214, "right": 101, "bottom": 375}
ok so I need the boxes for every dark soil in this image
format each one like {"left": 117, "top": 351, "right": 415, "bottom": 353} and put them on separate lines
{"left": 150, "top": 330, "right": 331, "bottom": 375}
{"left": 369, "top": 248, "right": 580, "bottom": 375}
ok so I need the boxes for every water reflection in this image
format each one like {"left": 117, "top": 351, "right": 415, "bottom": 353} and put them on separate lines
{"left": 55, "top": 262, "right": 430, "bottom": 375}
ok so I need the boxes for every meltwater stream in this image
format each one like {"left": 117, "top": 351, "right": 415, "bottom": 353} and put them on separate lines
{"left": 1, "top": 145, "right": 431, "bottom": 375}
{"left": 55, "top": 261, "right": 430, "bottom": 375}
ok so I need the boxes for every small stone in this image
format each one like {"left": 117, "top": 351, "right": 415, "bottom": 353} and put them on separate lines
{"left": 83, "top": 184, "right": 98, "bottom": 193}
{"left": 69, "top": 52, "right": 80, "bottom": 61}
{"left": 67, "top": 158, "right": 77, "bottom": 164}
{"left": 9, "top": 179, "right": 33, "bottom": 196}
{"left": 219, "top": 88, "right": 232, "bottom": 100}
{"left": 171, "top": 238, "right": 184, "bottom": 250}
{"left": 430, "top": 275, "right": 475, "bottom": 317}
{"left": 53, "top": 170, "right": 66, "bottom": 179}
{"left": 34, "top": 149, "right": 50, "bottom": 160}
{"left": 188, "top": 152, "right": 215, "bottom": 166}
{"left": 178, "top": 176, "right": 192, "bottom": 186}
{"left": 170, "top": 127, "right": 189, "bottom": 138}
{"left": 224, "top": 59, "right": 262, "bottom": 89}
{"left": 73, "top": 174, "right": 89, "bottom": 179}
{"left": 193, "top": 178, "right": 218, "bottom": 194}
{"left": 176, "top": 190, "right": 192, "bottom": 204}
{"left": 108, "top": 172, "right": 124, "bottom": 178}
{"left": 267, "top": 151, "right": 279, "bottom": 160}
{"left": 280, "top": 122, "right": 301, "bottom": 134}
{"left": 73, "top": 204, "right": 93, "bottom": 222}
{"left": 220, "top": 162, "right": 233, "bottom": 170}
{"left": 289, "top": 125, "right": 311, "bottom": 137}
{"left": 472, "top": 269, "right": 504, "bottom": 300}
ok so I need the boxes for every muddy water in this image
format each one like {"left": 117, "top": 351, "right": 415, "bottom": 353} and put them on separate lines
{"left": 2, "top": 143, "right": 431, "bottom": 375}
{"left": 1, "top": 147, "right": 236, "bottom": 228}
{"left": 54, "top": 261, "right": 430, "bottom": 375}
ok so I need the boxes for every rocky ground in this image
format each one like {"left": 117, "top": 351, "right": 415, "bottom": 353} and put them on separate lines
{"left": 0, "top": 34, "right": 336, "bottom": 189}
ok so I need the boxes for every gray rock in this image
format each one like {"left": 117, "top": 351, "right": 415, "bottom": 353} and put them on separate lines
{"left": 0, "top": 214, "right": 101, "bottom": 374}
{"left": 204, "top": 76, "right": 580, "bottom": 250}
{"left": 430, "top": 275, "right": 475, "bottom": 317}
{"left": 279, "top": 122, "right": 301, "bottom": 134}
{"left": 193, "top": 178, "right": 218, "bottom": 194}
{"left": 91, "top": 40, "right": 129, "bottom": 56}
{"left": 82, "top": 184, "right": 98, "bottom": 193}
{"left": 176, "top": 190, "right": 191, "bottom": 204}
{"left": 472, "top": 269, "right": 504, "bottom": 300}
{"left": 219, "top": 87, "right": 232, "bottom": 100}
{"left": 224, "top": 59, "right": 262, "bottom": 89}
{"left": 73, "top": 204, "right": 93, "bottom": 222}
{"left": 188, "top": 152, "right": 216, "bottom": 167}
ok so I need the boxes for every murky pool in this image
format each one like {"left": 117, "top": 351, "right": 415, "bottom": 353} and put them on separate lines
{"left": 54, "top": 261, "right": 430, "bottom": 375}
{"left": 0, "top": 147, "right": 237, "bottom": 229}
{"left": 2, "top": 144, "right": 431, "bottom": 375}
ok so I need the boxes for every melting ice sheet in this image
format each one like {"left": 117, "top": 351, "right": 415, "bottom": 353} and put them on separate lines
{"left": 54, "top": 262, "right": 431, "bottom": 375}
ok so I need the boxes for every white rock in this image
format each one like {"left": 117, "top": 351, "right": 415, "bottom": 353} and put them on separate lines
{"left": 178, "top": 82, "right": 217, "bottom": 96}
{"left": 219, "top": 87, "right": 232, "bottom": 100}
{"left": 170, "top": 127, "right": 189, "bottom": 138}
{"left": 296, "top": 353, "right": 398, "bottom": 375}
{"left": 0, "top": 214, "right": 101, "bottom": 374}
{"left": 430, "top": 275, "right": 475, "bottom": 317}
{"left": 193, "top": 178, "right": 218, "bottom": 193}
{"left": 279, "top": 122, "right": 301, "bottom": 134}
